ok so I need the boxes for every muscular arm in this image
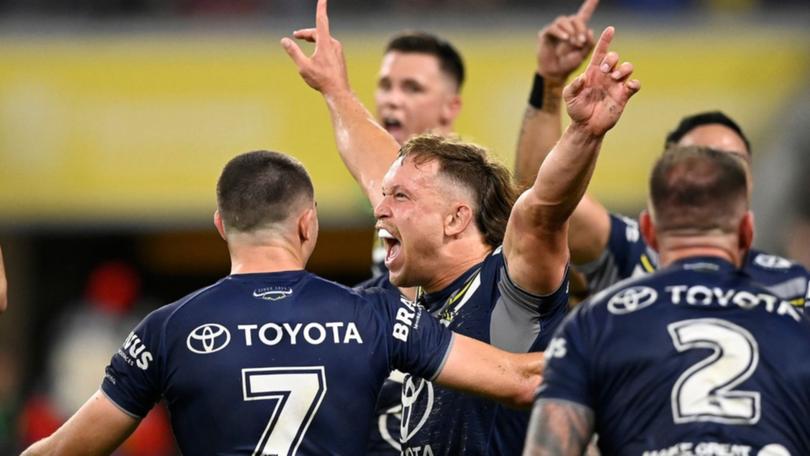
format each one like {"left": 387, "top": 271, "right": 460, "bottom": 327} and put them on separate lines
{"left": 435, "top": 333, "right": 543, "bottom": 409}
{"left": 21, "top": 390, "right": 139, "bottom": 456}
{"left": 281, "top": 0, "right": 399, "bottom": 209}
{"left": 504, "top": 27, "right": 640, "bottom": 295}
{"left": 514, "top": 0, "right": 612, "bottom": 266}
{"left": 523, "top": 399, "right": 595, "bottom": 456}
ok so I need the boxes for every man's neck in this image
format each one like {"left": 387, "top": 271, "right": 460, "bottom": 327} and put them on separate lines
{"left": 421, "top": 240, "right": 492, "bottom": 293}
{"left": 228, "top": 243, "right": 306, "bottom": 275}
{"left": 657, "top": 235, "right": 742, "bottom": 269}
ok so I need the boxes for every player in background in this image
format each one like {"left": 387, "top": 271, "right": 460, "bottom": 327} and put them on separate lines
{"left": 283, "top": 0, "right": 640, "bottom": 451}
{"left": 513, "top": 2, "right": 810, "bottom": 307}
{"left": 525, "top": 146, "right": 810, "bottom": 455}
{"left": 21, "top": 150, "right": 545, "bottom": 456}
{"left": 0, "top": 245, "right": 6, "bottom": 313}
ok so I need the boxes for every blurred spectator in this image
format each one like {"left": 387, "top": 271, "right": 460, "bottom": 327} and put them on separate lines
{"left": 17, "top": 261, "right": 176, "bottom": 456}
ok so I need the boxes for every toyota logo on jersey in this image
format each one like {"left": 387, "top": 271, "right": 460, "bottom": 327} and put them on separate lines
{"left": 607, "top": 286, "right": 658, "bottom": 315}
{"left": 187, "top": 323, "right": 231, "bottom": 354}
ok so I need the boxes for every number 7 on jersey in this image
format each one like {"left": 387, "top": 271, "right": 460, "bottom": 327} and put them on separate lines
{"left": 242, "top": 366, "right": 328, "bottom": 456}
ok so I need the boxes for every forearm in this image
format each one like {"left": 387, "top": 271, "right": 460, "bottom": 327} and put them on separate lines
{"left": 514, "top": 78, "right": 565, "bottom": 189}
{"left": 437, "top": 334, "right": 541, "bottom": 409}
{"left": 323, "top": 91, "right": 400, "bottom": 208}
{"left": 523, "top": 399, "right": 595, "bottom": 456}
{"left": 527, "top": 123, "right": 603, "bottom": 230}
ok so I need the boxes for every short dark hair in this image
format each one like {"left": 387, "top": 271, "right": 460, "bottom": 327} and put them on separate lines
{"left": 665, "top": 111, "right": 752, "bottom": 157}
{"left": 217, "top": 150, "right": 314, "bottom": 232}
{"left": 650, "top": 146, "right": 748, "bottom": 235}
{"left": 385, "top": 32, "right": 465, "bottom": 91}
{"left": 399, "top": 134, "right": 516, "bottom": 247}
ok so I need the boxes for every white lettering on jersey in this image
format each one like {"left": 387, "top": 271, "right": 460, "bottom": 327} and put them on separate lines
{"left": 404, "top": 445, "right": 434, "bottom": 456}
{"left": 207, "top": 322, "right": 363, "bottom": 351}
{"left": 546, "top": 337, "right": 567, "bottom": 359}
{"left": 393, "top": 297, "right": 418, "bottom": 342}
{"left": 120, "top": 332, "right": 154, "bottom": 370}
{"left": 665, "top": 286, "right": 800, "bottom": 322}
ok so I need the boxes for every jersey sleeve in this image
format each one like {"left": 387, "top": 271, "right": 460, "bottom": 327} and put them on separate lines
{"left": 367, "top": 288, "right": 454, "bottom": 381}
{"left": 490, "top": 263, "right": 570, "bottom": 352}
{"left": 100, "top": 308, "right": 165, "bottom": 419}
{"left": 577, "top": 213, "right": 653, "bottom": 294}
{"left": 535, "top": 305, "right": 594, "bottom": 409}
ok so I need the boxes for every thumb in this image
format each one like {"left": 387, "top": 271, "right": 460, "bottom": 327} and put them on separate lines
{"left": 281, "top": 37, "right": 308, "bottom": 68}
{"left": 563, "top": 75, "right": 586, "bottom": 102}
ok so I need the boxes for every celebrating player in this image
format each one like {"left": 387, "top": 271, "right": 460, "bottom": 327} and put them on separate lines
{"left": 283, "top": 0, "right": 640, "bottom": 450}
{"left": 513, "top": 0, "right": 810, "bottom": 306}
{"left": 525, "top": 146, "right": 810, "bottom": 454}
{"left": 21, "top": 150, "right": 545, "bottom": 456}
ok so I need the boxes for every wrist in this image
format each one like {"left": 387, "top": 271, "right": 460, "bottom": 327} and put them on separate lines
{"left": 528, "top": 72, "right": 564, "bottom": 112}
{"left": 566, "top": 122, "right": 605, "bottom": 144}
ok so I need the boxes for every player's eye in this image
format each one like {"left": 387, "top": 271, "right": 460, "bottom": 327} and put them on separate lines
{"left": 377, "top": 78, "right": 392, "bottom": 91}
{"left": 402, "top": 81, "right": 424, "bottom": 94}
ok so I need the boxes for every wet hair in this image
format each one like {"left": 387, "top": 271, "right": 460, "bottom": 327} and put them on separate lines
{"left": 649, "top": 146, "right": 748, "bottom": 235}
{"left": 398, "top": 134, "right": 516, "bottom": 247}
{"left": 385, "top": 31, "right": 465, "bottom": 91}
{"left": 217, "top": 150, "right": 314, "bottom": 232}
{"left": 665, "top": 111, "right": 752, "bottom": 157}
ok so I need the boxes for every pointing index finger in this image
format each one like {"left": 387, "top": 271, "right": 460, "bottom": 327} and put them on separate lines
{"left": 588, "top": 26, "right": 614, "bottom": 69}
{"left": 316, "top": 0, "right": 331, "bottom": 41}
{"left": 577, "top": 0, "right": 599, "bottom": 22}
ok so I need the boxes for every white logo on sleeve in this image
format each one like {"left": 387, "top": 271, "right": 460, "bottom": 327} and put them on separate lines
{"left": 546, "top": 337, "right": 567, "bottom": 359}
{"left": 400, "top": 376, "right": 433, "bottom": 443}
{"left": 607, "top": 286, "right": 658, "bottom": 314}
{"left": 120, "top": 332, "right": 154, "bottom": 370}
{"left": 187, "top": 323, "right": 231, "bottom": 354}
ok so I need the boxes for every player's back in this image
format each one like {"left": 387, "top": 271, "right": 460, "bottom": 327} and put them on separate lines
{"left": 103, "top": 270, "right": 451, "bottom": 455}
{"left": 544, "top": 256, "right": 810, "bottom": 455}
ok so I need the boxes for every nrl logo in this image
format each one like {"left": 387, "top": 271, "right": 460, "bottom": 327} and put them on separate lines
{"left": 252, "top": 287, "right": 293, "bottom": 301}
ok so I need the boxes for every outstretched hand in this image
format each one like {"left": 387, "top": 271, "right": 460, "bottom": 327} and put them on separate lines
{"left": 537, "top": 0, "right": 599, "bottom": 84}
{"left": 563, "top": 27, "right": 640, "bottom": 137}
{"left": 281, "top": 0, "right": 350, "bottom": 96}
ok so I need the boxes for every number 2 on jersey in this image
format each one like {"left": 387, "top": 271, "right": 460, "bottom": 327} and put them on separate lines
{"left": 668, "top": 318, "right": 760, "bottom": 425}
{"left": 242, "top": 366, "right": 327, "bottom": 456}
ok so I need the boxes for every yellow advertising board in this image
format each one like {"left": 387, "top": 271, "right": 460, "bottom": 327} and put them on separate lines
{"left": 0, "top": 26, "right": 807, "bottom": 226}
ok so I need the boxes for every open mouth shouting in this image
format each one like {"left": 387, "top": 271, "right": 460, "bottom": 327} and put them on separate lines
{"left": 381, "top": 116, "right": 405, "bottom": 142}
{"left": 377, "top": 227, "right": 402, "bottom": 269}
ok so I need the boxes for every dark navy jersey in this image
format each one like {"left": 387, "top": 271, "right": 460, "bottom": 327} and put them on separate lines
{"left": 580, "top": 213, "right": 810, "bottom": 309}
{"left": 101, "top": 270, "right": 453, "bottom": 456}
{"left": 540, "top": 256, "right": 810, "bottom": 455}
{"left": 400, "top": 247, "right": 569, "bottom": 456}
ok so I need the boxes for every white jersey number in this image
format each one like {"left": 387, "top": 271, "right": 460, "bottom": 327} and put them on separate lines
{"left": 242, "top": 366, "right": 327, "bottom": 456}
{"left": 668, "top": 318, "right": 760, "bottom": 425}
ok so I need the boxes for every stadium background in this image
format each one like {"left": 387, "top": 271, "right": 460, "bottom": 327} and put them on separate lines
{"left": 0, "top": 0, "right": 808, "bottom": 453}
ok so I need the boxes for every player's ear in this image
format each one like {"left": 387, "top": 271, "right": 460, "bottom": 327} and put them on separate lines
{"left": 445, "top": 202, "right": 473, "bottom": 238}
{"left": 298, "top": 203, "right": 319, "bottom": 246}
{"left": 640, "top": 209, "right": 658, "bottom": 252}
{"left": 739, "top": 210, "right": 754, "bottom": 252}
{"left": 214, "top": 210, "right": 227, "bottom": 241}
{"left": 441, "top": 92, "right": 462, "bottom": 126}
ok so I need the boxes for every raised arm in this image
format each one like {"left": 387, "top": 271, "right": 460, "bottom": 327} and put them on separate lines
{"left": 435, "top": 333, "right": 543, "bottom": 409}
{"left": 522, "top": 399, "right": 595, "bottom": 455}
{"left": 514, "top": 0, "right": 620, "bottom": 266}
{"left": 0, "top": 245, "right": 6, "bottom": 313}
{"left": 282, "top": 0, "right": 399, "bottom": 208}
{"left": 21, "top": 390, "right": 139, "bottom": 456}
{"left": 504, "top": 27, "right": 640, "bottom": 295}
{"left": 514, "top": 0, "right": 597, "bottom": 189}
